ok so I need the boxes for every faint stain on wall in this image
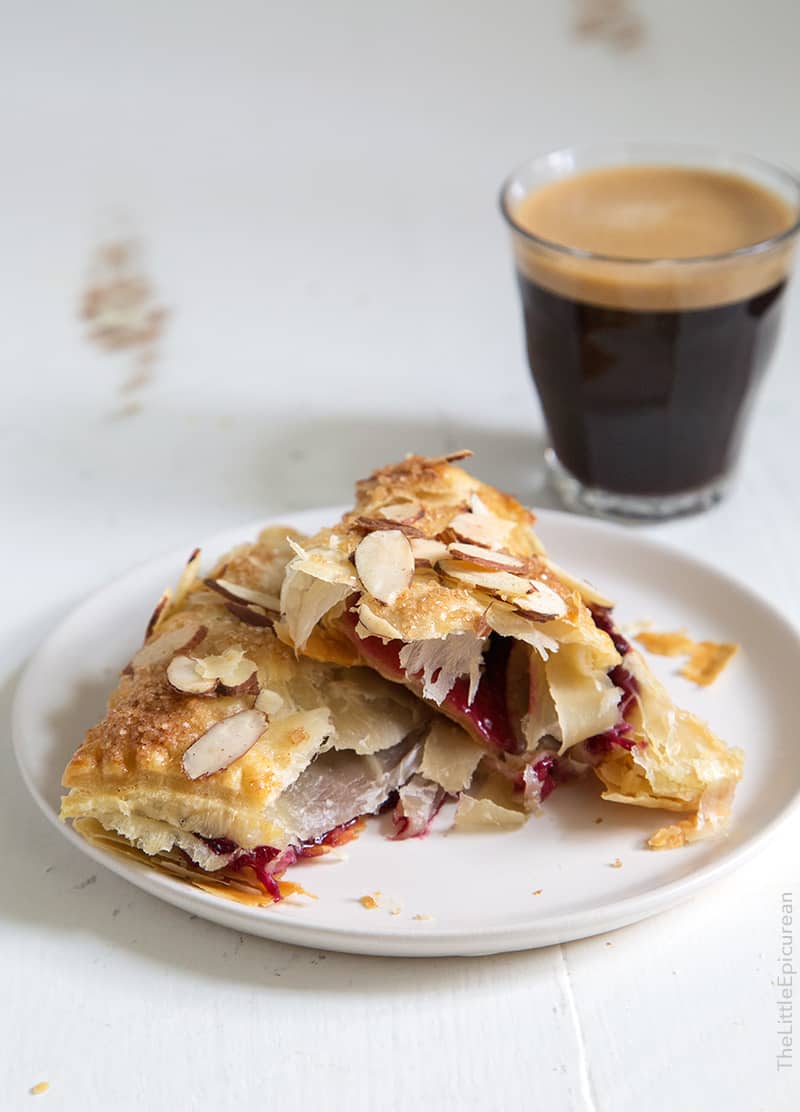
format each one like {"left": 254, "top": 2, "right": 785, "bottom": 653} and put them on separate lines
{"left": 573, "top": 0, "right": 646, "bottom": 51}
{"left": 80, "top": 240, "right": 168, "bottom": 402}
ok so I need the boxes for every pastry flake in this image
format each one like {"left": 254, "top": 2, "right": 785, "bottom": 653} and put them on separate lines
{"left": 636, "top": 628, "right": 739, "bottom": 686}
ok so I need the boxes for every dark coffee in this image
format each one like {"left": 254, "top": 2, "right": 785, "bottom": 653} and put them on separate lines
{"left": 508, "top": 165, "right": 796, "bottom": 497}
{"left": 517, "top": 275, "right": 787, "bottom": 494}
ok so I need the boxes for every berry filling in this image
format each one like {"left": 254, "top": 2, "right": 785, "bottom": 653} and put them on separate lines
{"left": 195, "top": 819, "right": 361, "bottom": 901}
{"left": 342, "top": 611, "right": 519, "bottom": 753}
{"left": 585, "top": 606, "right": 641, "bottom": 754}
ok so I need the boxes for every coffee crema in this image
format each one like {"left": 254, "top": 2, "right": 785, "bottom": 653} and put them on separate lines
{"left": 507, "top": 163, "right": 798, "bottom": 497}
{"left": 509, "top": 165, "right": 796, "bottom": 311}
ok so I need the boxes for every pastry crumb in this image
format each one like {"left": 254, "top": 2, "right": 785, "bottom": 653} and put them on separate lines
{"left": 681, "top": 642, "right": 738, "bottom": 686}
{"left": 413, "top": 913, "right": 434, "bottom": 921}
{"left": 610, "top": 858, "right": 623, "bottom": 869}
{"left": 532, "top": 889, "right": 543, "bottom": 896}
{"left": 359, "top": 891, "right": 403, "bottom": 914}
{"left": 621, "top": 618, "right": 653, "bottom": 636}
{"left": 636, "top": 630, "right": 694, "bottom": 656}
{"left": 636, "top": 629, "right": 738, "bottom": 686}
{"left": 605, "top": 941, "right": 613, "bottom": 948}
{"left": 648, "top": 823, "right": 688, "bottom": 850}
{"left": 30, "top": 1082, "right": 49, "bottom": 1096}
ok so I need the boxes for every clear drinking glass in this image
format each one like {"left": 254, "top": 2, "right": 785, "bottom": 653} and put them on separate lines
{"left": 500, "top": 143, "right": 800, "bottom": 519}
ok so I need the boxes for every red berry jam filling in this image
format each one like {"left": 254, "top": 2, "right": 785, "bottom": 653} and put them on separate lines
{"left": 194, "top": 818, "right": 362, "bottom": 901}
{"left": 586, "top": 606, "right": 641, "bottom": 754}
{"left": 341, "top": 611, "right": 519, "bottom": 753}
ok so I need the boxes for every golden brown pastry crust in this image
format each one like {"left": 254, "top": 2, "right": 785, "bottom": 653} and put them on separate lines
{"left": 61, "top": 526, "right": 427, "bottom": 855}
{"left": 282, "top": 454, "right": 578, "bottom": 652}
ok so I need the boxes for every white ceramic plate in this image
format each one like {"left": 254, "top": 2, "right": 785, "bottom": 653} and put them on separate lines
{"left": 12, "top": 508, "right": 800, "bottom": 956}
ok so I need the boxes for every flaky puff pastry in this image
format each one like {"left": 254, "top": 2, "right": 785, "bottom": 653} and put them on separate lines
{"left": 278, "top": 453, "right": 743, "bottom": 840}
{"left": 61, "top": 527, "right": 429, "bottom": 876}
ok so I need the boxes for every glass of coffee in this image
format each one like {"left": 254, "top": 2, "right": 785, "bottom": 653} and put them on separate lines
{"left": 500, "top": 144, "right": 800, "bottom": 519}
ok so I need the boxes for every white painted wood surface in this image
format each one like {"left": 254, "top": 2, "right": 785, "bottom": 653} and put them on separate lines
{"left": 2, "top": 2, "right": 799, "bottom": 1107}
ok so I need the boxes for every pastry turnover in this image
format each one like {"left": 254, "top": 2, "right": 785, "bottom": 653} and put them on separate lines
{"left": 61, "top": 527, "right": 482, "bottom": 902}
{"left": 60, "top": 453, "right": 744, "bottom": 905}
{"left": 279, "top": 452, "right": 744, "bottom": 845}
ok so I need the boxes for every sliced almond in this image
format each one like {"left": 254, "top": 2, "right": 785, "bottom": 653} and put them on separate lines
{"left": 196, "top": 648, "right": 259, "bottom": 695}
{"left": 173, "top": 547, "right": 202, "bottom": 609}
{"left": 378, "top": 500, "right": 424, "bottom": 524}
{"left": 144, "top": 589, "right": 172, "bottom": 641}
{"left": 409, "top": 537, "right": 449, "bottom": 567}
{"left": 439, "top": 559, "right": 532, "bottom": 598}
{"left": 485, "top": 602, "right": 559, "bottom": 659}
{"left": 166, "top": 654, "right": 219, "bottom": 695}
{"left": 286, "top": 536, "right": 307, "bottom": 558}
{"left": 289, "top": 548, "right": 358, "bottom": 587}
{"left": 512, "top": 580, "right": 568, "bottom": 620}
{"left": 255, "top": 688, "right": 284, "bottom": 715}
{"left": 447, "top": 510, "right": 513, "bottom": 550}
{"left": 354, "top": 530, "right": 414, "bottom": 605}
{"left": 542, "top": 558, "right": 614, "bottom": 608}
{"left": 225, "top": 601, "right": 274, "bottom": 627}
{"left": 204, "top": 577, "right": 281, "bottom": 611}
{"left": 181, "top": 710, "right": 268, "bottom": 780}
{"left": 131, "top": 622, "right": 207, "bottom": 671}
{"left": 356, "top": 600, "right": 404, "bottom": 641}
{"left": 427, "top": 449, "right": 473, "bottom": 464}
{"left": 352, "top": 515, "right": 425, "bottom": 539}
{"left": 447, "top": 542, "right": 529, "bottom": 574}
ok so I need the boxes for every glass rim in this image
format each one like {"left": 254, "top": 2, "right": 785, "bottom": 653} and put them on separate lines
{"left": 499, "top": 142, "right": 800, "bottom": 267}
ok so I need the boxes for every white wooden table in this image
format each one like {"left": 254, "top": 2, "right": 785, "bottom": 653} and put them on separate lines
{"left": 2, "top": 2, "right": 798, "bottom": 1108}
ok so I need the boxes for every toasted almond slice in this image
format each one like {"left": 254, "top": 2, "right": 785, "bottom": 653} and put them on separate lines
{"left": 439, "top": 559, "right": 532, "bottom": 598}
{"left": 428, "top": 449, "right": 473, "bottom": 464}
{"left": 356, "top": 600, "right": 404, "bottom": 641}
{"left": 409, "top": 537, "right": 450, "bottom": 566}
{"left": 166, "top": 654, "right": 219, "bottom": 695}
{"left": 225, "top": 601, "right": 274, "bottom": 627}
{"left": 447, "top": 542, "right": 529, "bottom": 574}
{"left": 289, "top": 548, "right": 359, "bottom": 587}
{"left": 355, "top": 530, "right": 414, "bottom": 605}
{"left": 378, "top": 500, "right": 424, "bottom": 524}
{"left": 144, "top": 589, "right": 173, "bottom": 640}
{"left": 286, "top": 536, "right": 307, "bottom": 559}
{"left": 181, "top": 709, "right": 268, "bottom": 779}
{"left": 542, "top": 558, "right": 614, "bottom": 608}
{"left": 513, "top": 580, "right": 568, "bottom": 620}
{"left": 353, "top": 515, "right": 426, "bottom": 538}
{"left": 485, "top": 601, "right": 559, "bottom": 659}
{"left": 195, "top": 648, "right": 259, "bottom": 694}
{"left": 255, "top": 688, "right": 284, "bottom": 715}
{"left": 204, "top": 577, "right": 281, "bottom": 611}
{"left": 131, "top": 622, "right": 208, "bottom": 671}
{"left": 447, "top": 510, "right": 513, "bottom": 550}
{"left": 173, "top": 547, "right": 202, "bottom": 609}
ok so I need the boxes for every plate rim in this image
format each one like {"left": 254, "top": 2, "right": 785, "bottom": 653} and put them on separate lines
{"left": 12, "top": 506, "right": 800, "bottom": 956}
